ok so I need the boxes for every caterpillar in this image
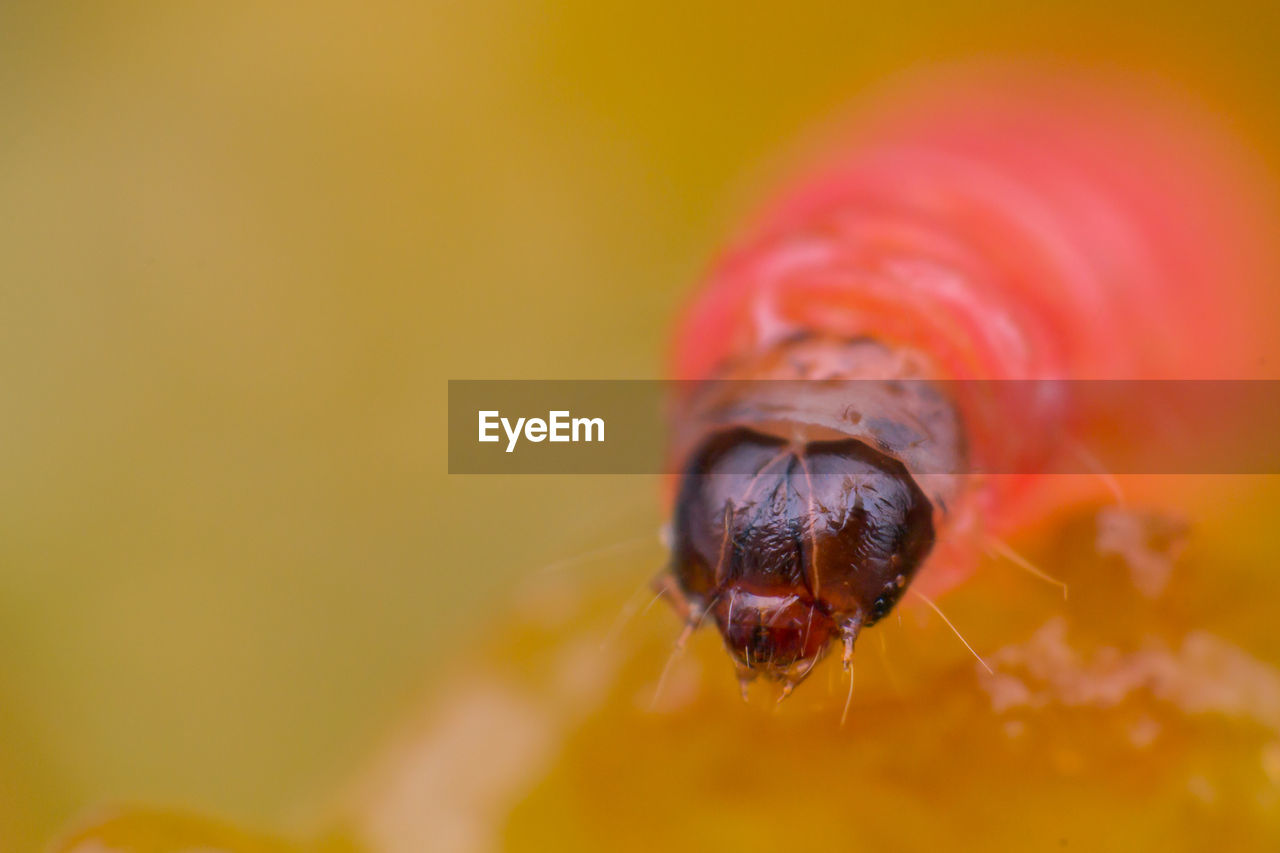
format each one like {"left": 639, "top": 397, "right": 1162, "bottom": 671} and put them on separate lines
{"left": 657, "top": 65, "right": 1280, "bottom": 702}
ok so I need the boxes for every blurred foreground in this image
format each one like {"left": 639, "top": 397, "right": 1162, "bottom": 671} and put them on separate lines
{"left": 55, "top": 477, "right": 1280, "bottom": 851}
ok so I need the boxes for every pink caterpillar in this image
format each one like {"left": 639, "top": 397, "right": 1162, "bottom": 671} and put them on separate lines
{"left": 658, "top": 66, "right": 1280, "bottom": 700}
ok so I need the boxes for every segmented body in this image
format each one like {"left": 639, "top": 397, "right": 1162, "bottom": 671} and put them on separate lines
{"left": 662, "top": 68, "right": 1280, "bottom": 692}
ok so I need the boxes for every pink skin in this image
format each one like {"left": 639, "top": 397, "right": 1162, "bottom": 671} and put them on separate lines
{"left": 667, "top": 66, "right": 1280, "bottom": 605}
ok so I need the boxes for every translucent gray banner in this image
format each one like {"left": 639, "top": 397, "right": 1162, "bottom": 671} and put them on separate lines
{"left": 448, "top": 380, "right": 1280, "bottom": 475}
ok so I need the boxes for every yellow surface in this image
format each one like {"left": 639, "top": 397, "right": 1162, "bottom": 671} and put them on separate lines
{"left": 38, "top": 479, "right": 1280, "bottom": 850}
{"left": 50, "top": 808, "right": 353, "bottom": 853}
{"left": 339, "top": 479, "right": 1280, "bottom": 852}
{"left": 3, "top": 1, "right": 1280, "bottom": 850}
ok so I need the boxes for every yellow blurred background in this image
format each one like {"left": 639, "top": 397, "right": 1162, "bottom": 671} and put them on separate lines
{"left": 3, "top": 1, "right": 1280, "bottom": 849}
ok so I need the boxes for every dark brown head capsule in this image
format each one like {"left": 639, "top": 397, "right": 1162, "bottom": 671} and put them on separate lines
{"left": 666, "top": 426, "right": 935, "bottom": 695}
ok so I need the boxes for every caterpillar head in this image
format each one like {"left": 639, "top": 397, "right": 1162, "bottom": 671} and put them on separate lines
{"left": 666, "top": 427, "right": 935, "bottom": 698}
